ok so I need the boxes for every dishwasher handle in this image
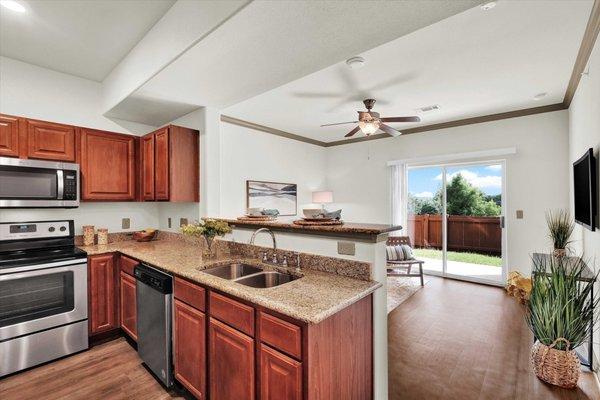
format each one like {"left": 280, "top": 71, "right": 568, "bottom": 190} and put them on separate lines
{"left": 134, "top": 263, "right": 172, "bottom": 294}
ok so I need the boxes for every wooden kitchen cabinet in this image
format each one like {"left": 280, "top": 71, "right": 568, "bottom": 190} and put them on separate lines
{"left": 141, "top": 125, "right": 199, "bottom": 202}
{"left": 174, "top": 299, "right": 206, "bottom": 399}
{"left": 209, "top": 317, "right": 255, "bottom": 400}
{"left": 80, "top": 128, "right": 136, "bottom": 201}
{"left": 25, "top": 119, "right": 76, "bottom": 161}
{"left": 88, "top": 254, "right": 119, "bottom": 335}
{"left": 0, "top": 114, "right": 20, "bottom": 157}
{"left": 119, "top": 270, "right": 137, "bottom": 341}
{"left": 260, "top": 344, "right": 302, "bottom": 400}
{"left": 141, "top": 134, "right": 155, "bottom": 200}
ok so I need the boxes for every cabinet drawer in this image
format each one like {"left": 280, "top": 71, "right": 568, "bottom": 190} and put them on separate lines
{"left": 174, "top": 277, "right": 205, "bottom": 311}
{"left": 209, "top": 291, "right": 254, "bottom": 336}
{"left": 259, "top": 312, "right": 302, "bottom": 359}
{"left": 119, "top": 255, "right": 138, "bottom": 276}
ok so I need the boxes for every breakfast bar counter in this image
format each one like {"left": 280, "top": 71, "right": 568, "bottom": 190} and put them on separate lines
{"left": 214, "top": 217, "right": 401, "bottom": 242}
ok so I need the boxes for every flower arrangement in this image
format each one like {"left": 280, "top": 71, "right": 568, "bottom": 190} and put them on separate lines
{"left": 181, "top": 219, "right": 231, "bottom": 257}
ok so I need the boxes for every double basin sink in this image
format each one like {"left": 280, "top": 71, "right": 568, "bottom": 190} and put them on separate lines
{"left": 201, "top": 263, "right": 299, "bottom": 288}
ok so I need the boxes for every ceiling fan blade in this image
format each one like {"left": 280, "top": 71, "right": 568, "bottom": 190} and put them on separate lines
{"left": 380, "top": 116, "right": 421, "bottom": 123}
{"left": 345, "top": 126, "right": 361, "bottom": 137}
{"left": 320, "top": 121, "right": 358, "bottom": 127}
{"left": 379, "top": 124, "right": 402, "bottom": 137}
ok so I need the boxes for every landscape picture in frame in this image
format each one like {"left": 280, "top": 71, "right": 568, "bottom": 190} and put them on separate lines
{"left": 246, "top": 180, "right": 298, "bottom": 216}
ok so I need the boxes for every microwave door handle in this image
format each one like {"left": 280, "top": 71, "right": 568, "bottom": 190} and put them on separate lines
{"left": 57, "top": 170, "right": 64, "bottom": 200}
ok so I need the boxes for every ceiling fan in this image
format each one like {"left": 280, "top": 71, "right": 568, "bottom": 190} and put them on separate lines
{"left": 320, "top": 99, "right": 420, "bottom": 138}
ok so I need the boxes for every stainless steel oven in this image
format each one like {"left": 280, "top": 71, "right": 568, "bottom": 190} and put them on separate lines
{"left": 0, "top": 157, "right": 79, "bottom": 208}
{"left": 0, "top": 220, "right": 88, "bottom": 377}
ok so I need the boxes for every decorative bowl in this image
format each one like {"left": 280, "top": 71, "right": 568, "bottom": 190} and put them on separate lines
{"left": 133, "top": 230, "right": 158, "bottom": 242}
{"left": 246, "top": 207, "right": 264, "bottom": 216}
{"left": 303, "top": 208, "right": 322, "bottom": 218}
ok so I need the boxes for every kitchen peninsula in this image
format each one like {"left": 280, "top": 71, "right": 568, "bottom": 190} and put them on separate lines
{"left": 216, "top": 218, "right": 401, "bottom": 400}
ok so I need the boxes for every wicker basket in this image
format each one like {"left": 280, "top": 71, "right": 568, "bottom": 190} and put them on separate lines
{"left": 531, "top": 338, "right": 580, "bottom": 389}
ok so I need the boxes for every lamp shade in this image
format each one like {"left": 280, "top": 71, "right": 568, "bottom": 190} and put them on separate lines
{"left": 312, "top": 191, "right": 333, "bottom": 204}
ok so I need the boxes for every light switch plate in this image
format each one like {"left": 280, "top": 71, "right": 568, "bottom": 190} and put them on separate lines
{"left": 338, "top": 241, "right": 355, "bottom": 256}
{"left": 121, "top": 218, "right": 130, "bottom": 229}
{"left": 516, "top": 210, "right": 524, "bottom": 219}
{"left": 180, "top": 218, "right": 188, "bottom": 227}
{"left": 168, "top": 218, "right": 172, "bottom": 228}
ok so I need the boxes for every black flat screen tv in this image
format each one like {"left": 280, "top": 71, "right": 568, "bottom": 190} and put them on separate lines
{"left": 573, "top": 148, "right": 597, "bottom": 231}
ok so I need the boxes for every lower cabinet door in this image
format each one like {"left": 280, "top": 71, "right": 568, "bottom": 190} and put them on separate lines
{"left": 209, "top": 317, "right": 255, "bottom": 400}
{"left": 119, "top": 271, "right": 137, "bottom": 341}
{"left": 260, "top": 344, "right": 302, "bottom": 400}
{"left": 174, "top": 299, "right": 206, "bottom": 399}
{"left": 89, "top": 254, "right": 118, "bottom": 335}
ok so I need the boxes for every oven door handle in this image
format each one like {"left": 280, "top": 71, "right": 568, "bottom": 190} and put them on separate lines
{"left": 57, "top": 170, "right": 64, "bottom": 200}
{"left": 0, "top": 263, "right": 85, "bottom": 281}
{"left": 0, "top": 259, "right": 87, "bottom": 275}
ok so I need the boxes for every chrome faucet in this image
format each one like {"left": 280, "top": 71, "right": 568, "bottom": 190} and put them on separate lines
{"left": 249, "top": 228, "right": 277, "bottom": 250}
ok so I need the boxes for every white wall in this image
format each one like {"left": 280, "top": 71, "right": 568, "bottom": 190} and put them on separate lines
{"left": 568, "top": 38, "right": 600, "bottom": 372}
{"left": 326, "top": 111, "right": 570, "bottom": 275}
{"left": 0, "top": 57, "right": 159, "bottom": 234}
{"left": 219, "top": 122, "right": 327, "bottom": 220}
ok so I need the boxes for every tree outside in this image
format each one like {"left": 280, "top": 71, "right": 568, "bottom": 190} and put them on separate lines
{"left": 409, "top": 173, "right": 501, "bottom": 216}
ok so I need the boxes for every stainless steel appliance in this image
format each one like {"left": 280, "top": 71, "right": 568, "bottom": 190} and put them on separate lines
{"left": 135, "top": 263, "right": 173, "bottom": 387}
{"left": 0, "top": 157, "right": 79, "bottom": 208}
{"left": 0, "top": 220, "right": 88, "bottom": 377}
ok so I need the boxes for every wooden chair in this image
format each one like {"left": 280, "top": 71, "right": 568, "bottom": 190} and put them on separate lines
{"left": 386, "top": 236, "right": 424, "bottom": 286}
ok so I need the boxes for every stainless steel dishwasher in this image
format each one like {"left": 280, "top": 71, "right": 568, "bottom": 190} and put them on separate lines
{"left": 134, "top": 263, "right": 173, "bottom": 387}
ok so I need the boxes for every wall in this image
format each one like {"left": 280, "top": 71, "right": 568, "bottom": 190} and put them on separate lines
{"left": 568, "top": 38, "right": 600, "bottom": 372}
{"left": 219, "top": 122, "right": 327, "bottom": 220}
{"left": 0, "top": 57, "right": 159, "bottom": 234}
{"left": 325, "top": 110, "right": 570, "bottom": 275}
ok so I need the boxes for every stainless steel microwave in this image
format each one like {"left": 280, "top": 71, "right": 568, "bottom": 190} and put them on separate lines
{"left": 0, "top": 157, "right": 79, "bottom": 208}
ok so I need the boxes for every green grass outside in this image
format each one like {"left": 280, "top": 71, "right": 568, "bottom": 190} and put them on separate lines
{"left": 412, "top": 248, "right": 502, "bottom": 267}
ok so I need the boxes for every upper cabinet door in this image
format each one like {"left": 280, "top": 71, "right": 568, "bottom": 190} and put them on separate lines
{"left": 80, "top": 128, "right": 136, "bottom": 201}
{"left": 141, "top": 134, "right": 155, "bottom": 201}
{"left": 0, "top": 114, "right": 20, "bottom": 158}
{"left": 154, "top": 128, "right": 169, "bottom": 200}
{"left": 26, "top": 119, "right": 76, "bottom": 162}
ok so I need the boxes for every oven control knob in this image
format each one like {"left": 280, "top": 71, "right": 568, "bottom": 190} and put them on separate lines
{"left": 48, "top": 227, "right": 55, "bottom": 232}
{"left": 59, "top": 226, "right": 67, "bottom": 232}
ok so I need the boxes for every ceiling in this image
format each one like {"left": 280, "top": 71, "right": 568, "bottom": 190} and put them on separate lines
{"left": 0, "top": 0, "right": 175, "bottom": 81}
{"left": 107, "top": 0, "right": 479, "bottom": 126}
{"left": 224, "top": 0, "right": 594, "bottom": 143}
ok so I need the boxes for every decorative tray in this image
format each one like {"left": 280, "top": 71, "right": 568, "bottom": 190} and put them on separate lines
{"left": 293, "top": 219, "right": 343, "bottom": 226}
{"left": 237, "top": 215, "right": 276, "bottom": 221}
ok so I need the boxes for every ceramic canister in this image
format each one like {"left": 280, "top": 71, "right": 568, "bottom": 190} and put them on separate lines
{"left": 83, "top": 225, "right": 95, "bottom": 246}
{"left": 97, "top": 228, "right": 108, "bottom": 245}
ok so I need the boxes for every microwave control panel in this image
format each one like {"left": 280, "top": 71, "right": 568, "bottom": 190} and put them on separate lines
{"left": 63, "top": 171, "right": 78, "bottom": 200}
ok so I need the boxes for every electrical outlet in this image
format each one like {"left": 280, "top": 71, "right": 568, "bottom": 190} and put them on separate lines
{"left": 516, "top": 210, "right": 524, "bottom": 219}
{"left": 180, "top": 218, "right": 188, "bottom": 227}
{"left": 121, "top": 218, "right": 130, "bottom": 229}
{"left": 337, "top": 241, "right": 355, "bottom": 256}
{"left": 168, "top": 218, "right": 172, "bottom": 228}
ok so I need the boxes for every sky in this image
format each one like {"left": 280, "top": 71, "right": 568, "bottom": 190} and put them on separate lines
{"left": 408, "top": 164, "right": 502, "bottom": 198}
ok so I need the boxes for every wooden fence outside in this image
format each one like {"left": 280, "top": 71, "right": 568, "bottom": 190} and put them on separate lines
{"left": 407, "top": 214, "right": 502, "bottom": 255}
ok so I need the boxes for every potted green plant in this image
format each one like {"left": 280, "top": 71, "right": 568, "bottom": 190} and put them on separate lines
{"left": 526, "top": 255, "right": 599, "bottom": 388}
{"left": 545, "top": 210, "right": 574, "bottom": 257}
{"left": 181, "top": 218, "right": 231, "bottom": 258}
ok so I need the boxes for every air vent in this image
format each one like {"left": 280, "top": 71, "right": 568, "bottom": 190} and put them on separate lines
{"left": 417, "top": 104, "right": 441, "bottom": 113}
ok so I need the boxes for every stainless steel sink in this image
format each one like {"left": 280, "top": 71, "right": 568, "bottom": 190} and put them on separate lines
{"left": 234, "top": 271, "right": 298, "bottom": 288}
{"left": 202, "top": 263, "right": 262, "bottom": 280}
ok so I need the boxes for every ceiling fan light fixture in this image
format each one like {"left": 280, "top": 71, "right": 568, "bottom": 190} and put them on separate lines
{"left": 346, "top": 56, "right": 365, "bottom": 69}
{"left": 359, "top": 119, "right": 380, "bottom": 135}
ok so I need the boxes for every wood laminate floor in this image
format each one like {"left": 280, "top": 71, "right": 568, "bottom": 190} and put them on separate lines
{"left": 0, "top": 337, "right": 188, "bottom": 400}
{"left": 388, "top": 276, "right": 600, "bottom": 400}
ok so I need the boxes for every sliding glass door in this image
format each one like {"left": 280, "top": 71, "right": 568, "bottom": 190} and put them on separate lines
{"left": 406, "top": 161, "right": 506, "bottom": 285}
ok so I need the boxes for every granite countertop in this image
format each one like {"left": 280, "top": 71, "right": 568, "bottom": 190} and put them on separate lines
{"left": 214, "top": 217, "right": 401, "bottom": 242}
{"left": 79, "top": 240, "right": 381, "bottom": 324}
